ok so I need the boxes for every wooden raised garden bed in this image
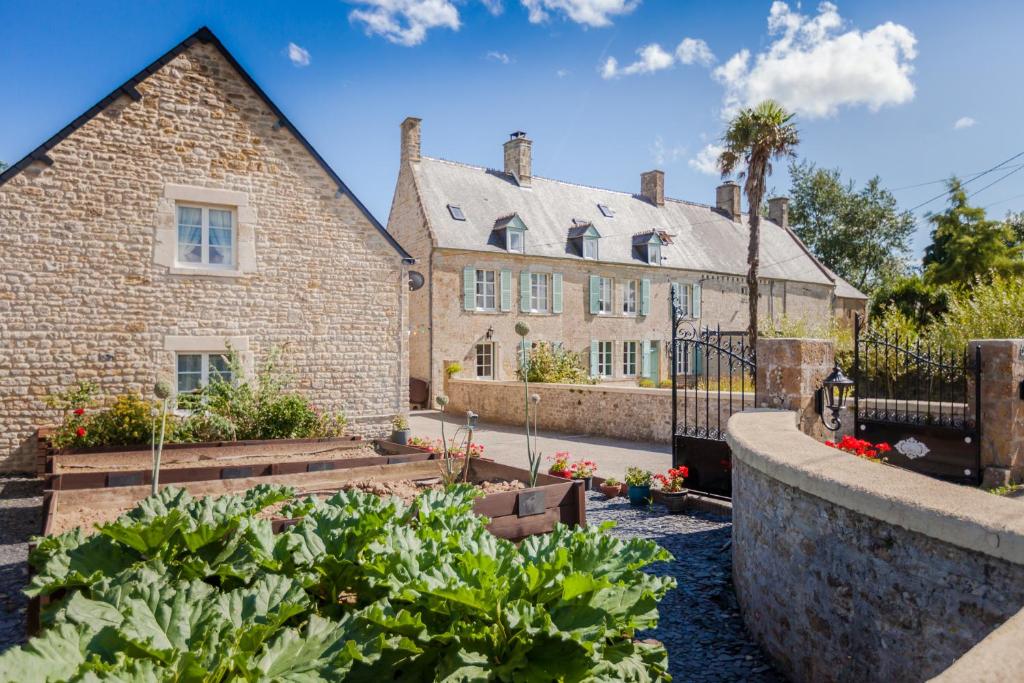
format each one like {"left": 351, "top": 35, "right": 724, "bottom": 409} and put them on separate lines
{"left": 39, "top": 433, "right": 429, "bottom": 490}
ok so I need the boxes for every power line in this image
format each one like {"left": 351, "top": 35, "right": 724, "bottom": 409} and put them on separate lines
{"left": 985, "top": 192, "right": 1024, "bottom": 210}
{"left": 891, "top": 163, "right": 1024, "bottom": 191}
{"left": 968, "top": 164, "right": 1024, "bottom": 199}
{"left": 906, "top": 150, "right": 1024, "bottom": 213}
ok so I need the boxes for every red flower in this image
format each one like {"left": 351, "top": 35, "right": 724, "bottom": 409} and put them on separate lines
{"left": 75, "top": 427, "right": 86, "bottom": 438}
{"left": 73, "top": 408, "right": 85, "bottom": 416}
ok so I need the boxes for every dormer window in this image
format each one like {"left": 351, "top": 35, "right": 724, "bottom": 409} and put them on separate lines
{"left": 492, "top": 213, "right": 528, "bottom": 253}
{"left": 632, "top": 230, "right": 665, "bottom": 266}
{"left": 568, "top": 221, "right": 601, "bottom": 260}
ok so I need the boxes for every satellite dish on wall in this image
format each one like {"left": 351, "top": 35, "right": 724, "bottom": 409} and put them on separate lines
{"left": 409, "top": 271, "right": 425, "bottom": 291}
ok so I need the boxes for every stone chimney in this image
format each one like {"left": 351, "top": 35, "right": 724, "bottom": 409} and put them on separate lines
{"left": 716, "top": 181, "right": 741, "bottom": 220}
{"left": 503, "top": 131, "right": 532, "bottom": 187}
{"left": 641, "top": 170, "right": 665, "bottom": 207}
{"left": 767, "top": 197, "right": 790, "bottom": 229}
{"left": 401, "top": 117, "right": 421, "bottom": 164}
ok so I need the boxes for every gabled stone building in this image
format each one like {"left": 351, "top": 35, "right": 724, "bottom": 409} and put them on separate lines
{"left": 0, "top": 27, "right": 413, "bottom": 472}
{"left": 387, "top": 118, "right": 866, "bottom": 402}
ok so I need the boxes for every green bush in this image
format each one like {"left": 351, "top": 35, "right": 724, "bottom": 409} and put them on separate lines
{"left": 45, "top": 386, "right": 176, "bottom": 450}
{"left": 517, "top": 341, "right": 596, "bottom": 384}
{"left": 637, "top": 378, "right": 655, "bottom": 388}
{"left": 657, "top": 379, "right": 672, "bottom": 388}
{"left": 7, "top": 485, "right": 676, "bottom": 681}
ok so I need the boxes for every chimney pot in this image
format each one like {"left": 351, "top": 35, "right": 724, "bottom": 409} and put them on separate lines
{"left": 401, "top": 117, "right": 422, "bottom": 163}
{"left": 768, "top": 197, "right": 790, "bottom": 229}
{"left": 641, "top": 170, "right": 665, "bottom": 207}
{"left": 716, "top": 182, "right": 741, "bottom": 220}
{"left": 503, "top": 131, "right": 532, "bottom": 187}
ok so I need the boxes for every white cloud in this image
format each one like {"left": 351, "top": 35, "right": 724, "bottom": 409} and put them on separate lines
{"left": 601, "top": 43, "right": 674, "bottom": 79}
{"left": 287, "top": 42, "right": 311, "bottom": 67}
{"left": 688, "top": 143, "right": 724, "bottom": 176}
{"left": 954, "top": 116, "right": 976, "bottom": 130}
{"left": 487, "top": 50, "right": 513, "bottom": 64}
{"left": 675, "top": 38, "right": 715, "bottom": 66}
{"left": 480, "top": 0, "right": 504, "bottom": 14}
{"left": 713, "top": 2, "right": 917, "bottom": 118}
{"left": 556, "top": 68, "right": 571, "bottom": 78}
{"left": 348, "top": 0, "right": 461, "bottom": 46}
{"left": 650, "top": 136, "right": 687, "bottom": 166}
{"left": 521, "top": 0, "right": 640, "bottom": 27}
{"left": 602, "top": 36, "right": 715, "bottom": 79}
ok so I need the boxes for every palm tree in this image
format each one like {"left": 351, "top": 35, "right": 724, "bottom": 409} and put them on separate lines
{"left": 717, "top": 100, "right": 800, "bottom": 343}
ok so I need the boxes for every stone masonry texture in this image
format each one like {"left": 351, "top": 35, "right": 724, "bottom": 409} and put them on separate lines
{"left": 732, "top": 457, "right": 1024, "bottom": 683}
{"left": 970, "top": 339, "right": 1024, "bottom": 479}
{"left": 0, "top": 40, "right": 408, "bottom": 472}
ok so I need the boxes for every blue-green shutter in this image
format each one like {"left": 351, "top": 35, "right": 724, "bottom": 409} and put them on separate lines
{"left": 552, "top": 273, "right": 563, "bottom": 314}
{"left": 500, "top": 270, "right": 512, "bottom": 311}
{"left": 590, "top": 340, "right": 599, "bottom": 375}
{"left": 692, "top": 283, "right": 702, "bottom": 318}
{"left": 520, "top": 271, "right": 531, "bottom": 312}
{"left": 694, "top": 346, "right": 704, "bottom": 375}
{"left": 640, "top": 279, "right": 651, "bottom": 316}
{"left": 589, "top": 275, "right": 601, "bottom": 314}
{"left": 463, "top": 266, "right": 475, "bottom": 311}
{"left": 649, "top": 342, "right": 660, "bottom": 382}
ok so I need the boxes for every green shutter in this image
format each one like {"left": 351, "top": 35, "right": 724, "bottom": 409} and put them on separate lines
{"left": 552, "top": 273, "right": 563, "bottom": 314}
{"left": 463, "top": 266, "right": 475, "bottom": 311}
{"left": 692, "top": 283, "right": 702, "bottom": 318}
{"left": 590, "top": 340, "right": 599, "bottom": 376}
{"left": 520, "top": 271, "right": 531, "bottom": 312}
{"left": 589, "top": 275, "right": 600, "bottom": 314}
{"left": 694, "top": 346, "right": 704, "bottom": 375}
{"left": 640, "top": 279, "right": 651, "bottom": 316}
{"left": 649, "top": 342, "right": 660, "bottom": 382}
{"left": 500, "top": 269, "right": 512, "bottom": 311}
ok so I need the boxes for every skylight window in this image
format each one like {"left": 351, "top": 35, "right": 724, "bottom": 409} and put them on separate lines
{"left": 448, "top": 204, "right": 466, "bottom": 221}
{"left": 598, "top": 204, "right": 614, "bottom": 218}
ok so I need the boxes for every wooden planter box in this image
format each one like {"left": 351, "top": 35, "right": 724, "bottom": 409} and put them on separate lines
{"left": 42, "top": 437, "right": 427, "bottom": 492}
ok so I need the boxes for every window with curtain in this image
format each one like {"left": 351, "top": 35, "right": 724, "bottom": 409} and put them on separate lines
{"left": 176, "top": 205, "right": 235, "bottom": 268}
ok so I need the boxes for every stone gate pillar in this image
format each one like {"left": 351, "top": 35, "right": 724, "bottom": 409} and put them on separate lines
{"left": 969, "top": 339, "right": 1024, "bottom": 486}
{"left": 755, "top": 338, "right": 835, "bottom": 442}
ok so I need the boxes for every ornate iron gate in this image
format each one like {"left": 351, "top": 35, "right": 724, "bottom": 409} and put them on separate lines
{"left": 670, "top": 285, "right": 755, "bottom": 496}
{"left": 853, "top": 313, "right": 981, "bottom": 485}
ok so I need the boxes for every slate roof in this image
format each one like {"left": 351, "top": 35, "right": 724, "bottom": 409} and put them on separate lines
{"left": 0, "top": 26, "right": 412, "bottom": 262}
{"left": 414, "top": 156, "right": 834, "bottom": 286}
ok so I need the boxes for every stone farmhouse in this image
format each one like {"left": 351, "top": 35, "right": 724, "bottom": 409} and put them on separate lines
{"left": 0, "top": 27, "right": 413, "bottom": 472}
{"left": 387, "top": 118, "right": 866, "bottom": 402}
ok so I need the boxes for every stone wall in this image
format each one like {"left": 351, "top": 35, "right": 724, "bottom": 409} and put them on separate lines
{"left": 0, "top": 39, "right": 408, "bottom": 472}
{"left": 971, "top": 339, "right": 1024, "bottom": 481}
{"left": 728, "top": 410, "right": 1024, "bottom": 683}
{"left": 446, "top": 378, "right": 752, "bottom": 443}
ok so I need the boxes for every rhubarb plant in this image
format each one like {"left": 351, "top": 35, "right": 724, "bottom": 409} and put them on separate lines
{"left": 4, "top": 485, "right": 676, "bottom": 681}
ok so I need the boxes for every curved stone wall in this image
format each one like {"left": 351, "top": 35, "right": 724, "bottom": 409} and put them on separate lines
{"left": 727, "top": 410, "right": 1024, "bottom": 683}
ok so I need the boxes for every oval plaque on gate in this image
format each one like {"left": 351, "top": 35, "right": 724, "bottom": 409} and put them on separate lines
{"left": 894, "top": 437, "right": 930, "bottom": 460}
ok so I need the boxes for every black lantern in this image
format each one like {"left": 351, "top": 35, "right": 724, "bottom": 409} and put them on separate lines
{"left": 466, "top": 411, "right": 479, "bottom": 430}
{"left": 817, "top": 363, "right": 855, "bottom": 431}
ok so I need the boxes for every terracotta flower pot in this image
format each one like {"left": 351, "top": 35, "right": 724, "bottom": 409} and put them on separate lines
{"left": 598, "top": 482, "right": 620, "bottom": 499}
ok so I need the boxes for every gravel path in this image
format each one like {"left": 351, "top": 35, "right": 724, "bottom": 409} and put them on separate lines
{"left": 586, "top": 491, "right": 784, "bottom": 683}
{"left": 0, "top": 476, "right": 42, "bottom": 652}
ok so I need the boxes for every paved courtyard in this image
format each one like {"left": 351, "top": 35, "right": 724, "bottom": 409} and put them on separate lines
{"left": 409, "top": 410, "right": 670, "bottom": 481}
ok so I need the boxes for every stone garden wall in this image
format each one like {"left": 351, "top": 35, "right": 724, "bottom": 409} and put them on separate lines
{"left": 727, "top": 410, "right": 1024, "bottom": 683}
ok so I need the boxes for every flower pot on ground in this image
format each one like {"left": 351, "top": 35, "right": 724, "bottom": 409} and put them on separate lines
{"left": 570, "top": 459, "right": 597, "bottom": 491}
{"left": 654, "top": 466, "right": 690, "bottom": 514}
{"left": 624, "top": 467, "right": 653, "bottom": 506}
{"left": 547, "top": 451, "right": 572, "bottom": 479}
{"left": 391, "top": 416, "right": 411, "bottom": 445}
{"left": 599, "top": 477, "right": 621, "bottom": 499}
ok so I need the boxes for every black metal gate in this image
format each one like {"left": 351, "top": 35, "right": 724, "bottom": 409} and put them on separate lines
{"left": 853, "top": 313, "right": 981, "bottom": 485}
{"left": 670, "top": 285, "right": 755, "bottom": 496}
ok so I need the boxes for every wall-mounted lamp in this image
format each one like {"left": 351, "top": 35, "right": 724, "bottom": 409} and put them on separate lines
{"left": 816, "top": 363, "right": 855, "bottom": 431}
{"left": 485, "top": 326, "right": 494, "bottom": 340}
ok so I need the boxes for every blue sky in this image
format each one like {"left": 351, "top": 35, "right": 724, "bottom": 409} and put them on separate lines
{"left": 2, "top": 1, "right": 1023, "bottom": 260}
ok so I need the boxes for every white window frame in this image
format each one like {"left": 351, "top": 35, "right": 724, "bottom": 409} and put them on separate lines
{"left": 508, "top": 229, "right": 525, "bottom": 253}
{"left": 597, "top": 341, "right": 613, "bottom": 378}
{"left": 622, "top": 341, "right": 639, "bottom": 377}
{"left": 675, "top": 346, "right": 692, "bottom": 375}
{"left": 176, "top": 352, "right": 233, "bottom": 395}
{"left": 647, "top": 244, "right": 662, "bottom": 265}
{"left": 623, "top": 280, "right": 638, "bottom": 315}
{"left": 677, "top": 283, "right": 692, "bottom": 317}
{"left": 583, "top": 237, "right": 599, "bottom": 260}
{"left": 475, "top": 342, "right": 495, "bottom": 379}
{"left": 175, "top": 204, "right": 237, "bottom": 270}
{"left": 529, "top": 272, "right": 549, "bottom": 312}
{"left": 475, "top": 269, "right": 497, "bottom": 311}
{"left": 598, "top": 276, "right": 613, "bottom": 315}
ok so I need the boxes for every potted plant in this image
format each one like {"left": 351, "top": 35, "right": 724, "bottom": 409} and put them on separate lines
{"left": 653, "top": 466, "right": 690, "bottom": 514}
{"left": 391, "top": 415, "right": 411, "bottom": 445}
{"left": 570, "top": 459, "right": 597, "bottom": 491}
{"left": 625, "top": 467, "right": 653, "bottom": 506}
{"left": 599, "top": 476, "right": 622, "bottom": 499}
{"left": 547, "top": 452, "right": 572, "bottom": 478}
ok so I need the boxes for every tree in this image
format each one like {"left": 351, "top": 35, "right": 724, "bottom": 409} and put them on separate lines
{"left": 1005, "top": 211, "right": 1024, "bottom": 247}
{"left": 922, "top": 179, "right": 1023, "bottom": 285}
{"left": 718, "top": 100, "right": 800, "bottom": 342}
{"left": 788, "top": 160, "right": 914, "bottom": 293}
{"left": 870, "top": 275, "right": 949, "bottom": 326}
